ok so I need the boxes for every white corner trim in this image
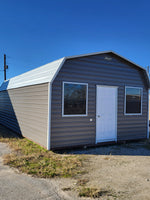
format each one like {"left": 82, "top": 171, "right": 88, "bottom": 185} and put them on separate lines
{"left": 47, "top": 82, "right": 52, "bottom": 150}
{"left": 51, "top": 57, "right": 66, "bottom": 84}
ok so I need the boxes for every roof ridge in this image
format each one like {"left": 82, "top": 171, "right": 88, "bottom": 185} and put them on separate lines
{"left": 0, "top": 51, "right": 149, "bottom": 91}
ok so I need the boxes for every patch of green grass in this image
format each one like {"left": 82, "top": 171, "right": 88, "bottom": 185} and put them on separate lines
{"left": 78, "top": 187, "right": 117, "bottom": 198}
{"left": 0, "top": 125, "right": 84, "bottom": 178}
{"left": 79, "top": 187, "right": 104, "bottom": 198}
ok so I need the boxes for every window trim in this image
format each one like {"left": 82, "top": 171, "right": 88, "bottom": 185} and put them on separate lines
{"left": 62, "top": 81, "right": 88, "bottom": 117}
{"left": 124, "top": 86, "right": 143, "bottom": 116}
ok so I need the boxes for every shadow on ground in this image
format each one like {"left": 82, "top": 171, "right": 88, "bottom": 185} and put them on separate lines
{"left": 0, "top": 124, "right": 22, "bottom": 139}
{"left": 1, "top": 123, "right": 150, "bottom": 157}
{"left": 56, "top": 140, "right": 150, "bottom": 156}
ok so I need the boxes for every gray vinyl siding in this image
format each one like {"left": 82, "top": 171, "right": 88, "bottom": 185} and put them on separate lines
{"left": 0, "top": 83, "right": 48, "bottom": 148}
{"left": 51, "top": 53, "right": 148, "bottom": 148}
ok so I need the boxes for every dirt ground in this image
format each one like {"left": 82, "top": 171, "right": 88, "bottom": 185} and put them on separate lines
{"left": 1, "top": 123, "right": 150, "bottom": 200}
{"left": 58, "top": 141, "right": 150, "bottom": 200}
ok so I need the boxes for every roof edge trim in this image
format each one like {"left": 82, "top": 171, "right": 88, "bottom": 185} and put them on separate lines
{"left": 66, "top": 50, "right": 146, "bottom": 71}
{"left": 51, "top": 51, "right": 150, "bottom": 88}
{"left": 50, "top": 57, "right": 66, "bottom": 84}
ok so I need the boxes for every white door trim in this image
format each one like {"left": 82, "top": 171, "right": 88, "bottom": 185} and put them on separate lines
{"left": 96, "top": 85, "right": 118, "bottom": 144}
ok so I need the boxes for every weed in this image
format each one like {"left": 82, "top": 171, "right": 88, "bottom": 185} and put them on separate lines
{"left": 103, "top": 156, "right": 111, "bottom": 160}
{"left": 78, "top": 187, "right": 117, "bottom": 198}
{"left": 62, "top": 187, "right": 72, "bottom": 191}
{"left": 76, "top": 178, "right": 89, "bottom": 186}
{"left": 0, "top": 125, "right": 84, "bottom": 178}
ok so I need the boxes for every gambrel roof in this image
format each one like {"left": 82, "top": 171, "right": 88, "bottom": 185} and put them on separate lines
{"left": 0, "top": 51, "right": 149, "bottom": 91}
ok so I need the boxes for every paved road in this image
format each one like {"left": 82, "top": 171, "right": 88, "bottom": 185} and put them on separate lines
{"left": 0, "top": 143, "right": 69, "bottom": 200}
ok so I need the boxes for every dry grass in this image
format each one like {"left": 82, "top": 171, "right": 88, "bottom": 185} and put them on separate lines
{"left": 0, "top": 125, "right": 84, "bottom": 178}
{"left": 76, "top": 178, "right": 89, "bottom": 186}
{"left": 78, "top": 187, "right": 117, "bottom": 198}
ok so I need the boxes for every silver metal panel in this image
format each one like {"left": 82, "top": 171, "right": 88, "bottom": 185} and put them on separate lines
{"left": 0, "top": 58, "right": 64, "bottom": 91}
{"left": 0, "top": 83, "right": 49, "bottom": 148}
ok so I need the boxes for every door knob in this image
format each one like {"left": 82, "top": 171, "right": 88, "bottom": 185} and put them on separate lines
{"left": 97, "top": 115, "right": 100, "bottom": 118}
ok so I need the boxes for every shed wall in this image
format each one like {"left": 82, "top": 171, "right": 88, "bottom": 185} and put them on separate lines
{"left": 149, "top": 98, "right": 150, "bottom": 122}
{"left": 51, "top": 53, "right": 148, "bottom": 148}
{"left": 0, "top": 83, "right": 49, "bottom": 148}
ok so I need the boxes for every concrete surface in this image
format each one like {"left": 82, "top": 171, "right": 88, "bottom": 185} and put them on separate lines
{"left": 0, "top": 143, "right": 70, "bottom": 200}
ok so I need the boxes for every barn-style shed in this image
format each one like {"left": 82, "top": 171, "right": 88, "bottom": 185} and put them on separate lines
{"left": 0, "top": 51, "right": 149, "bottom": 150}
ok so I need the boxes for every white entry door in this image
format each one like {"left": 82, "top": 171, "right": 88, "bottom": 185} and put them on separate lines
{"left": 96, "top": 86, "right": 117, "bottom": 143}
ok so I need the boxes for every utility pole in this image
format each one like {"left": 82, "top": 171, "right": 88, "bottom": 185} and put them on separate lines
{"left": 147, "top": 66, "right": 149, "bottom": 77}
{"left": 4, "top": 54, "right": 8, "bottom": 81}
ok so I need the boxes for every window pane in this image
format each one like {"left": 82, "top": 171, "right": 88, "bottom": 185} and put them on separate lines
{"left": 126, "top": 88, "right": 142, "bottom": 114}
{"left": 64, "top": 83, "right": 87, "bottom": 115}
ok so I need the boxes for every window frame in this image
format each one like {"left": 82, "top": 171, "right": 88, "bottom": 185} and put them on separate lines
{"left": 62, "top": 81, "right": 88, "bottom": 117}
{"left": 124, "top": 86, "right": 143, "bottom": 116}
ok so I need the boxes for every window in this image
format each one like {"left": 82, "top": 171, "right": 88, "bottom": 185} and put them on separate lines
{"left": 125, "top": 87, "right": 142, "bottom": 115}
{"left": 62, "top": 82, "right": 88, "bottom": 116}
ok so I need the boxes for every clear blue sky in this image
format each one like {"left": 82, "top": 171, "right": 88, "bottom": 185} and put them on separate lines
{"left": 0, "top": 0, "right": 150, "bottom": 84}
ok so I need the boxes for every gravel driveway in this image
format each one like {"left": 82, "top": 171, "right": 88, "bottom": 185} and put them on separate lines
{"left": 63, "top": 140, "right": 150, "bottom": 200}
{"left": 1, "top": 138, "right": 150, "bottom": 200}
{"left": 62, "top": 140, "right": 150, "bottom": 156}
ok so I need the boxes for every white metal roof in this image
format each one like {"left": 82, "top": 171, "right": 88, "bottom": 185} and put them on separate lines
{"left": 0, "top": 57, "right": 65, "bottom": 91}
{"left": 0, "top": 51, "right": 149, "bottom": 91}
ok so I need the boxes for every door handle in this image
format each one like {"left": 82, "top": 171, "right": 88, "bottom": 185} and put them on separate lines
{"left": 97, "top": 115, "right": 100, "bottom": 118}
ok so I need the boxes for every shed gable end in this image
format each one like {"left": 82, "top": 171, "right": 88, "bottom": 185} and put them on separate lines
{"left": 51, "top": 53, "right": 148, "bottom": 149}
